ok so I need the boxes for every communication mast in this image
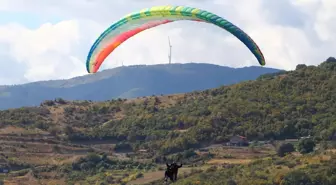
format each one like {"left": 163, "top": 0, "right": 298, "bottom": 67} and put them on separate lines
{"left": 168, "top": 36, "right": 172, "bottom": 64}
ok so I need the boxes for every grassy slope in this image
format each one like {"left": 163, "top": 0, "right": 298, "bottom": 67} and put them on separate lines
{"left": 0, "top": 60, "right": 335, "bottom": 154}
{"left": 0, "top": 58, "right": 336, "bottom": 184}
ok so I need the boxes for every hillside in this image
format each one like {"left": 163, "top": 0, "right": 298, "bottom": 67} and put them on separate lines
{"left": 144, "top": 149, "right": 336, "bottom": 185}
{"left": 0, "top": 57, "right": 335, "bottom": 153}
{"left": 0, "top": 63, "right": 280, "bottom": 110}
{"left": 0, "top": 57, "right": 335, "bottom": 184}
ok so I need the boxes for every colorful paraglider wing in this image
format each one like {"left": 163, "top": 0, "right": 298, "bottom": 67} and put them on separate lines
{"left": 86, "top": 6, "right": 265, "bottom": 73}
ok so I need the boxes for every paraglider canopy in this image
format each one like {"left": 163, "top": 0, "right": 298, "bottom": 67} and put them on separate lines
{"left": 86, "top": 5, "right": 266, "bottom": 73}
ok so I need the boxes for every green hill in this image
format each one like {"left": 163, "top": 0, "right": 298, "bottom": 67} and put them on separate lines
{"left": 0, "top": 58, "right": 335, "bottom": 154}
{"left": 0, "top": 57, "right": 336, "bottom": 185}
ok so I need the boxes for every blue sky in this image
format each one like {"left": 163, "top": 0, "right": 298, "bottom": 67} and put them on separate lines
{"left": 0, "top": 11, "right": 61, "bottom": 28}
{"left": 0, "top": 0, "right": 335, "bottom": 85}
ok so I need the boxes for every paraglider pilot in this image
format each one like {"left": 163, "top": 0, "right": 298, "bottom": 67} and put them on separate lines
{"left": 164, "top": 162, "right": 183, "bottom": 182}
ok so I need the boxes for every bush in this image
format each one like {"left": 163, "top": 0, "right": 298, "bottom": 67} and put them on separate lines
{"left": 206, "top": 166, "right": 218, "bottom": 172}
{"left": 286, "top": 162, "right": 296, "bottom": 169}
{"left": 135, "top": 172, "right": 144, "bottom": 178}
{"left": 55, "top": 98, "right": 67, "bottom": 104}
{"left": 297, "top": 138, "right": 316, "bottom": 154}
{"left": 281, "top": 170, "right": 312, "bottom": 185}
{"left": 41, "top": 100, "right": 55, "bottom": 106}
{"left": 277, "top": 143, "right": 295, "bottom": 157}
{"left": 227, "top": 179, "right": 237, "bottom": 185}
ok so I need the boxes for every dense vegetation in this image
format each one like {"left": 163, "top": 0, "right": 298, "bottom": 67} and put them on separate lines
{"left": 61, "top": 153, "right": 155, "bottom": 184}
{"left": 0, "top": 63, "right": 279, "bottom": 110}
{"left": 0, "top": 58, "right": 336, "bottom": 184}
{"left": 0, "top": 59, "right": 335, "bottom": 157}
{"left": 155, "top": 151, "right": 336, "bottom": 185}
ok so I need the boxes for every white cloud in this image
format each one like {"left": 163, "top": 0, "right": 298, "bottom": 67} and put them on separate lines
{"left": 314, "top": 0, "right": 336, "bottom": 41}
{"left": 0, "top": 0, "right": 335, "bottom": 85}
{"left": 0, "top": 20, "right": 84, "bottom": 81}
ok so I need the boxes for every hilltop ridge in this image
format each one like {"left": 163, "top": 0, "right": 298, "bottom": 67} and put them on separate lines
{"left": 0, "top": 63, "right": 280, "bottom": 110}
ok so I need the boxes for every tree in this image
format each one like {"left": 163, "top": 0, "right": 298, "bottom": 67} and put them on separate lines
{"left": 297, "top": 138, "right": 316, "bottom": 154}
{"left": 296, "top": 64, "right": 307, "bottom": 70}
{"left": 55, "top": 98, "right": 67, "bottom": 104}
{"left": 277, "top": 143, "right": 295, "bottom": 157}
{"left": 326, "top": 57, "right": 336, "bottom": 62}
{"left": 281, "top": 170, "right": 312, "bottom": 185}
{"left": 319, "top": 129, "right": 333, "bottom": 141}
{"left": 41, "top": 100, "right": 55, "bottom": 106}
{"left": 86, "top": 153, "right": 101, "bottom": 163}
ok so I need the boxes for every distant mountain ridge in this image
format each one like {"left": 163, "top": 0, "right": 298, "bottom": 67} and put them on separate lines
{"left": 0, "top": 63, "right": 282, "bottom": 110}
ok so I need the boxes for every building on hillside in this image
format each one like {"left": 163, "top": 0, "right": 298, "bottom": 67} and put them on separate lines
{"left": 228, "top": 135, "right": 249, "bottom": 146}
